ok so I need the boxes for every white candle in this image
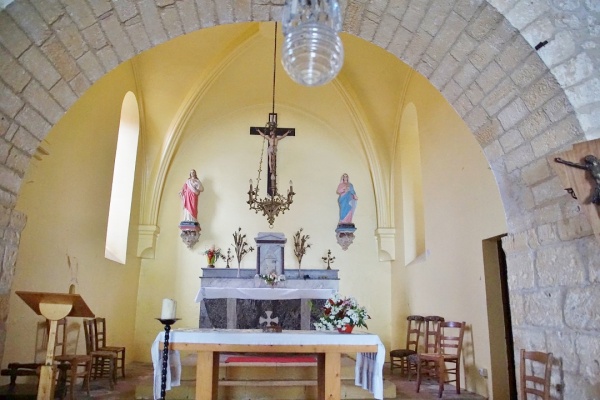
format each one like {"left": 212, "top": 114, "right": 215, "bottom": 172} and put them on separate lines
{"left": 161, "top": 298, "right": 177, "bottom": 319}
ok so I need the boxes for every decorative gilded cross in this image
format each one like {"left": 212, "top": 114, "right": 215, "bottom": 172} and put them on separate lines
{"left": 321, "top": 249, "right": 336, "bottom": 270}
{"left": 225, "top": 248, "right": 233, "bottom": 268}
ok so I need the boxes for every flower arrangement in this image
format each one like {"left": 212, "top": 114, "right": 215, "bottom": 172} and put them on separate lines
{"left": 293, "top": 228, "right": 311, "bottom": 268}
{"left": 202, "top": 245, "right": 224, "bottom": 266}
{"left": 259, "top": 271, "right": 286, "bottom": 287}
{"left": 314, "top": 293, "right": 370, "bottom": 331}
{"left": 232, "top": 227, "right": 254, "bottom": 268}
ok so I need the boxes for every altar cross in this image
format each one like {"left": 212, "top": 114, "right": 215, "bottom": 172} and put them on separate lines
{"left": 250, "top": 113, "right": 295, "bottom": 196}
{"left": 259, "top": 310, "right": 279, "bottom": 327}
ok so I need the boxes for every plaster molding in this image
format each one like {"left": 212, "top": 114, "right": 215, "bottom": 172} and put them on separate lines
{"left": 375, "top": 227, "right": 396, "bottom": 261}
{"left": 137, "top": 225, "right": 160, "bottom": 259}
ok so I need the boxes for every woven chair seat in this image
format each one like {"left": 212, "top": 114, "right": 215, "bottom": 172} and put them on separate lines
{"left": 390, "top": 349, "right": 417, "bottom": 358}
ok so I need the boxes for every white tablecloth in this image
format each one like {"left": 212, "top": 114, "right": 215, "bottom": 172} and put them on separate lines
{"left": 194, "top": 287, "right": 337, "bottom": 302}
{"left": 151, "top": 328, "right": 385, "bottom": 399}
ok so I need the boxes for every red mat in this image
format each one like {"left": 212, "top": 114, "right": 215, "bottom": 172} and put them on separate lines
{"left": 224, "top": 356, "right": 317, "bottom": 363}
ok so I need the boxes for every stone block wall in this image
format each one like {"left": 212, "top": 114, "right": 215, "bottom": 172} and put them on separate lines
{"left": 0, "top": 0, "right": 598, "bottom": 397}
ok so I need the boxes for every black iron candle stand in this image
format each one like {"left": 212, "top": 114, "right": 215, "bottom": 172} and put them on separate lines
{"left": 156, "top": 318, "right": 180, "bottom": 400}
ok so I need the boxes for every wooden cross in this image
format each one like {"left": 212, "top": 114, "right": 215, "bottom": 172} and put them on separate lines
{"left": 250, "top": 113, "right": 295, "bottom": 196}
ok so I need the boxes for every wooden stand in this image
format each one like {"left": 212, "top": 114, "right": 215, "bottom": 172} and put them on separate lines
{"left": 16, "top": 291, "right": 94, "bottom": 400}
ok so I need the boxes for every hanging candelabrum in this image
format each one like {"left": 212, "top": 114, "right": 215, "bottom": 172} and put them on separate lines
{"left": 247, "top": 23, "right": 295, "bottom": 227}
{"left": 248, "top": 176, "right": 295, "bottom": 227}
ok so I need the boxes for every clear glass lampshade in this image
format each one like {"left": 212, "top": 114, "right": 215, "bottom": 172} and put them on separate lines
{"left": 282, "top": 0, "right": 344, "bottom": 87}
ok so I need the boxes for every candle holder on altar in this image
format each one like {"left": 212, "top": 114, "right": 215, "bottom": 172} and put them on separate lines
{"left": 156, "top": 318, "right": 180, "bottom": 400}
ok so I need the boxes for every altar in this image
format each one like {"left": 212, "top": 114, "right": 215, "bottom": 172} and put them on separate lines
{"left": 196, "top": 268, "right": 339, "bottom": 330}
{"left": 151, "top": 328, "right": 385, "bottom": 400}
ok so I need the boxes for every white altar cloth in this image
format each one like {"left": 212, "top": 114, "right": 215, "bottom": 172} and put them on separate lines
{"left": 151, "top": 328, "right": 385, "bottom": 399}
{"left": 194, "top": 287, "right": 337, "bottom": 302}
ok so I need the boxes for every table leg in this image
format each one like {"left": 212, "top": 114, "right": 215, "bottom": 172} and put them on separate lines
{"left": 317, "top": 352, "right": 341, "bottom": 400}
{"left": 196, "top": 351, "right": 219, "bottom": 400}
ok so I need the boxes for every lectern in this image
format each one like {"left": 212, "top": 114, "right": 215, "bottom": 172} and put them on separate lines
{"left": 16, "top": 291, "right": 94, "bottom": 400}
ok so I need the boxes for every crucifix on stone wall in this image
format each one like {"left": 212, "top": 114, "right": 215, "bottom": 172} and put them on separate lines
{"left": 250, "top": 113, "right": 295, "bottom": 196}
{"left": 550, "top": 138, "right": 600, "bottom": 244}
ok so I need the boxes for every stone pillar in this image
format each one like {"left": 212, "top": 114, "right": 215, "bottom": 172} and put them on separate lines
{"left": 0, "top": 205, "right": 26, "bottom": 367}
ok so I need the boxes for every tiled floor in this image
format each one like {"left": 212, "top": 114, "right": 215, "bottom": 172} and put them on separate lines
{"left": 70, "top": 362, "right": 485, "bottom": 400}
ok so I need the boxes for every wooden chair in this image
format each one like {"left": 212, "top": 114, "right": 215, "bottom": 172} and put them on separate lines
{"left": 52, "top": 318, "right": 92, "bottom": 400}
{"left": 94, "top": 317, "right": 126, "bottom": 378}
{"left": 83, "top": 319, "right": 117, "bottom": 389}
{"left": 0, "top": 318, "right": 89, "bottom": 400}
{"left": 407, "top": 315, "right": 445, "bottom": 380}
{"left": 520, "top": 349, "right": 553, "bottom": 400}
{"left": 390, "top": 315, "right": 424, "bottom": 375}
{"left": 416, "top": 321, "right": 466, "bottom": 398}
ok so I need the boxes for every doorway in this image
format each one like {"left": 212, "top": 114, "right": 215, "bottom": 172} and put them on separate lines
{"left": 482, "top": 234, "right": 516, "bottom": 399}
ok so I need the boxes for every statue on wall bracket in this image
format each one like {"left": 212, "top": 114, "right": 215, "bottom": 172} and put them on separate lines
{"left": 551, "top": 138, "right": 600, "bottom": 244}
{"left": 335, "top": 173, "right": 357, "bottom": 250}
{"left": 179, "top": 169, "right": 204, "bottom": 248}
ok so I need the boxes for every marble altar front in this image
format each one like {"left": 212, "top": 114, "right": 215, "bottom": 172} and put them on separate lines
{"left": 197, "top": 268, "right": 339, "bottom": 330}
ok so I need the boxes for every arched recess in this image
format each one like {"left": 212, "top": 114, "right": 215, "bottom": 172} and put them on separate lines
{"left": 106, "top": 91, "right": 140, "bottom": 264}
{"left": 397, "top": 102, "right": 425, "bottom": 265}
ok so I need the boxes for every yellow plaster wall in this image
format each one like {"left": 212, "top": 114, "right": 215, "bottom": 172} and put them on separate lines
{"left": 2, "top": 62, "right": 142, "bottom": 373}
{"left": 391, "top": 72, "right": 507, "bottom": 398}
{"left": 133, "top": 99, "right": 391, "bottom": 361}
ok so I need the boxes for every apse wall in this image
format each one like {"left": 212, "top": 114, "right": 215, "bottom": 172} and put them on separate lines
{"left": 132, "top": 96, "right": 389, "bottom": 361}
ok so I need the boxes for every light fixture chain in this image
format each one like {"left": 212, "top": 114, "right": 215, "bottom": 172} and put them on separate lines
{"left": 272, "top": 22, "right": 278, "bottom": 115}
{"left": 256, "top": 135, "right": 267, "bottom": 194}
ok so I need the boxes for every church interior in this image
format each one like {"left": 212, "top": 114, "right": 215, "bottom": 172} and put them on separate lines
{"left": 0, "top": 1, "right": 598, "bottom": 399}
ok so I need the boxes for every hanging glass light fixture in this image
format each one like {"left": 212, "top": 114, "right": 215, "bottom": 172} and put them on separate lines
{"left": 281, "top": 0, "right": 344, "bottom": 87}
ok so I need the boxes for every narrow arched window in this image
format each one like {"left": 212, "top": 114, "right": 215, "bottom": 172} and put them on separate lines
{"left": 399, "top": 103, "right": 425, "bottom": 264}
{"left": 105, "top": 92, "right": 140, "bottom": 264}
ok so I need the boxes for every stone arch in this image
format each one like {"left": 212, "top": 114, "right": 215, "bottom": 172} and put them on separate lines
{"left": 0, "top": 1, "right": 598, "bottom": 396}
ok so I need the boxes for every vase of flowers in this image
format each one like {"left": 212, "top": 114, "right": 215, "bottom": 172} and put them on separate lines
{"left": 202, "top": 245, "right": 224, "bottom": 267}
{"left": 293, "top": 228, "right": 311, "bottom": 269}
{"left": 314, "top": 293, "right": 370, "bottom": 333}
{"left": 258, "top": 271, "right": 285, "bottom": 288}
{"left": 232, "top": 227, "right": 254, "bottom": 277}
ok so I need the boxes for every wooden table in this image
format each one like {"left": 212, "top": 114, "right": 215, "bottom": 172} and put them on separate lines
{"left": 152, "top": 329, "right": 384, "bottom": 400}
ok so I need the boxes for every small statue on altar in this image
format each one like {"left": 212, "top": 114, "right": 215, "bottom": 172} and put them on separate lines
{"left": 555, "top": 155, "right": 600, "bottom": 205}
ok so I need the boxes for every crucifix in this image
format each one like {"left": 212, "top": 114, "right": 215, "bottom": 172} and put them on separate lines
{"left": 250, "top": 113, "right": 295, "bottom": 196}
